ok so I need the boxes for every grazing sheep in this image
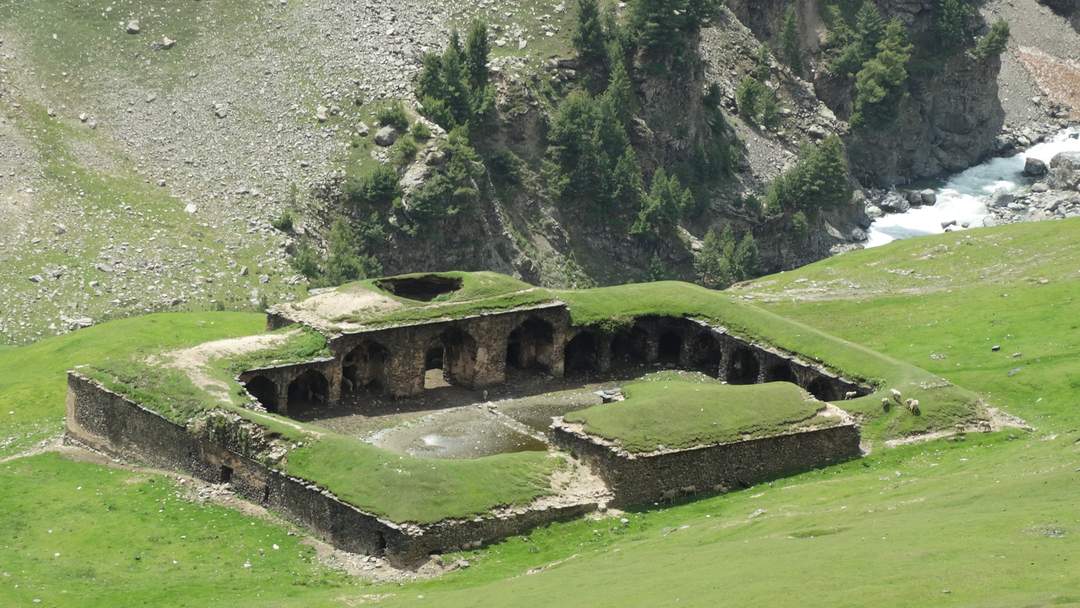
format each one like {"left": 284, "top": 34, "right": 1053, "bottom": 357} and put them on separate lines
{"left": 890, "top": 388, "right": 903, "bottom": 402}
{"left": 881, "top": 397, "right": 891, "bottom": 411}
{"left": 844, "top": 390, "right": 859, "bottom": 400}
{"left": 905, "top": 398, "right": 921, "bottom": 415}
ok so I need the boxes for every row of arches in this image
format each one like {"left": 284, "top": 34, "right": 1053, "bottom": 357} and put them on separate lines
{"left": 242, "top": 316, "right": 852, "bottom": 415}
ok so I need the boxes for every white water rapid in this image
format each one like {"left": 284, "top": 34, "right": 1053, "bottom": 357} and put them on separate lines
{"left": 866, "top": 128, "right": 1080, "bottom": 248}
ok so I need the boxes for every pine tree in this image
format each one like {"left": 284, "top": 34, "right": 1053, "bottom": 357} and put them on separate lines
{"left": 631, "top": 169, "right": 690, "bottom": 236}
{"left": 936, "top": 0, "right": 971, "bottom": 50}
{"left": 765, "top": 135, "right": 851, "bottom": 212}
{"left": 973, "top": 18, "right": 1010, "bottom": 59}
{"left": 851, "top": 18, "right": 912, "bottom": 128}
{"left": 781, "top": 7, "right": 803, "bottom": 76}
{"left": 439, "top": 30, "right": 472, "bottom": 126}
{"left": 854, "top": 1, "right": 886, "bottom": 61}
{"left": 602, "top": 55, "right": 634, "bottom": 125}
{"left": 694, "top": 226, "right": 735, "bottom": 288}
{"left": 573, "top": 0, "right": 608, "bottom": 66}
{"left": 733, "top": 232, "right": 759, "bottom": 280}
{"left": 611, "top": 147, "right": 644, "bottom": 214}
{"left": 465, "top": 20, "right": 490, "bottom": 92}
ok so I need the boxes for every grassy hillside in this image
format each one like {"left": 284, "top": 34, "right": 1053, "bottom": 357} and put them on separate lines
{"left": 0, "top": 220, "right": 1077, "bottom": 606}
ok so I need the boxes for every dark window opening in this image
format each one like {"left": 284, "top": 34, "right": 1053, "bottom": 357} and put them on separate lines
{"left": 726, "top": 348, "right": 760, "bottom": 385}
{"left": 375, "top": 275, "right": 463, "bottom": 301}
{"left": 424, "top": 346, "right": 447, "bottom": 389}
{"left": 220, "top": 465, "right": 234, "bottom": 484}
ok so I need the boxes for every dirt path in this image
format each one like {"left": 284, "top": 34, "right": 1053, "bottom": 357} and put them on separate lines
{"left": 161, "top": 331, "right": 298, "bottom": 403}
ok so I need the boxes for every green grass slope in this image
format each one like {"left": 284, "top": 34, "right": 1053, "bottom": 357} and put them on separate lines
{"left": 0, "top": 312, "right": 265, "bottom": 458}
{"left": 0, "top": 221, "right": 1077, "bottom": 607}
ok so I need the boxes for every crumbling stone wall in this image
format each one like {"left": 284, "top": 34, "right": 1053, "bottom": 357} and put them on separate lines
{"left": 65, "top": 372, "right": 594, "bottom": 566}
{"left": 550, "top": 419, "right": 861, "bottom": 507}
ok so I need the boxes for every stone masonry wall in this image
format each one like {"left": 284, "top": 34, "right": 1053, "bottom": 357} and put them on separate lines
{"left": 550, "top": 420, "right": 862, "bottom": 508}
{"left": 65, "top": 372, "right": 594, "bottom": 566}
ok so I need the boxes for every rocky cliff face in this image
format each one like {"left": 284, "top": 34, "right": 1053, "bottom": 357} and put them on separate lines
{"left": 728, "top": 0, "right": 1006, "bottom": 186}
{"left": 847, "top": 0, "right": 1005, "bottom": 185}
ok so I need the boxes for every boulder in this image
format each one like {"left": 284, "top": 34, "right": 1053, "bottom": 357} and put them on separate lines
{"left": 906, "top": 190, "right": 924, "bottom": 206}
{"left": 374, "top": 126, "right": 398, "bottom": 147}
{"left": 1049, "top": 151, "right": 1080, "bottom": 190}
{"left": 1032, "top": 182, "right": 1050, "bottom": 193}
{"left": 878, "top": 192, "right": 910, "bottom": 214}
{"left": 126, "top": 20, "right": 140, "bottom": 34}
{"left": 865, "top": 205, "right": 884, "bottom": 220}
{"left": 920, "top": 189, "right": 937, "bottom": 206}
{"left": 990, "top": 191, "right": 1015, "bottom": 208}
{"left": 1023, "top": 157, "right": 1048, "bottom": 177}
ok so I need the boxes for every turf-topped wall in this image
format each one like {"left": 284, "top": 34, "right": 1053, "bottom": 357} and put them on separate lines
{"left": 65, "top": 372, "right": 595, "bottom": 566}
{"left": 550, "top": 419, "right": 862, "bottom": 507}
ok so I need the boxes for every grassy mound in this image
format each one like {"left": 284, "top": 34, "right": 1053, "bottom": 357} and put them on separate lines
{"left": 564, "top": 374, "right": 828, "bottom": 453}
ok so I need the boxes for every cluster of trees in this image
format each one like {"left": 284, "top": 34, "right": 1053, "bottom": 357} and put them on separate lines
{"left": 416, "top": 20, "right": 495, "bottom": 130}
{"left": 765, "top": 135, "right": 852, "bottom": 214}
{"left": 824, "top": 2, "right": 913, "bottom": 129}
{"left": 630, "top": 0, "right": 720, "bottom": 61}
{"left": 291, "top": 218, "right": 382, "bottom": 287}
{"left": 694, "top": 225, "right": 758, "bottom": 289}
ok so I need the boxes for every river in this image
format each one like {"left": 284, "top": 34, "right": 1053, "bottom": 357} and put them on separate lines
{"left": 866, "top": 128, "right": 1080, "bottom": 248}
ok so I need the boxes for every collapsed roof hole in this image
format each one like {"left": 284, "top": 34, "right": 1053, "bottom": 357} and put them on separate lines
{"left": 244, "top": 375, "right": 279, "bottom": 412}
{"left": 565, "top": 331, "right": 600, "bottom": 375}
{"left": 287, "top": 369, "right": 329, "bottom": 413}
{"left": 726, "top": 347, "right": 760, "bottom": 385}
{"left": 376, "top": 275, "right": 463, "bottom": 302}
{"left": 764, "top": 363, "right": 796, "bottom": 384}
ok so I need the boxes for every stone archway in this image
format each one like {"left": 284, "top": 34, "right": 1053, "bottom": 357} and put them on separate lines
{"left": 424, "top": 327, "right": 479, "bottom": 389}
{"left": 764, "top": 362, "right": 797, "bottom": 384}
{"left": 689, "top": 332, "right": 722, "bottom": 375}
{"left": 244, "top": 375, "right": 278, "bottom": 412}
{"left": 565, "top": 331, "right": 600, "bottom": 375}
{"left": 726, "top": 347, "right": 760, "bottom": 385}
{"left": 287, "top": 369, "right": 329, "bottom": 414}
{"left": 343, "top": 340, "right": 390, "bottom": 394}
{"left": 807, "top": 376, "right": 839, "bottom": 402}
{"left": 610, "top": 326, "right": 649, "bottom": 368}
{"left": 657, "top": 330, "right": 683, "bottom": 365}
{"left": 507, "top": 317, "right": 555, "bottom": 373}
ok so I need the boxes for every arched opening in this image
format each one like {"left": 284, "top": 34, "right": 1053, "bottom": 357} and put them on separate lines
{"left": 506, "top": 317, "right": 555, "bottom": 373}
{"left": 610, "top": 326, "right": 649, "bottom": 368}
{"left": 657, "top": 330, "right": 683, "bottom": 365}
{"left": 287, "top": 370, "right": 329, "bottom": 413}
{"left": 343, "top": 340, "right": 390, "bottom": 394}
{"left": 565, "top": 331, "right": 600, "bottom": 376}
{"left": 244, "top": 375, "right": 278, "bottom": 412}
{"left": 689, "top": 332, "right": 722, "bottom": 375}
{"left": 764, "top": 362, "right": 796, "bottom": 384}
{"left": 440, "top": 327, "right": 478, "bottom": 387}
{"left": 725, "top": 347, "right": 760, "bottom": 385}
{"left": 424, "top": 328, "right": 479, "bottom": 389}
{"left": 807, "top": 377, "right": 839, "bottom": 402}
{"left": 424, "top": 345, "right": 446, "bottom": 389}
